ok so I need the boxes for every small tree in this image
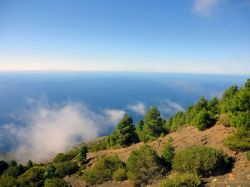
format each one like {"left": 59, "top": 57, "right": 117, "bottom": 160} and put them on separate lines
{"left": 83, "top": 155, "right": 125, "bottom": 185}
{"left": 43, "top": 165, "right": 56, "bottom": 179}
{"left": 54, "top": 161, "right": 78, "bottom": 177}
{"left": 4, "top": 162, "right": 25, "bottom": 178}
{"left": 17, "top": 166, "right": 45, "bottom": 187}
{"left": 172, "top": 145, "right": 231, "bottom": 176}
{"left": 0, "top": 161, "right": 8, "bottom": 175}
{"left": 44, "top": 178, "right": 68, "bottom": 187}
{"left": 0, "top": 174, "right": 17, "bottom": 187}
{"left": 139, "top": 106, "right": 165, "bottom": 142}
{"left": 162, "top": 137, "right": 175, "bottom": 168}
{"left": 127, "top": 145, "right": 166, "bottom": 186}
{"left": 108, "top": 114, "right": 138, "bottom": 147}
{"left": 26, "top": 160, "right": 33, "bottom": 169}
{"left": 193, "top": 109, "right": 214, "bottom": 130}
{"left": 77, "top": 146, "right": 88, "bottom": 164}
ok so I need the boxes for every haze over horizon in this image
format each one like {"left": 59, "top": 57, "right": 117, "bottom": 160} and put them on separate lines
{"left": 1, "top": 0, "right": 250, "bottom": 74}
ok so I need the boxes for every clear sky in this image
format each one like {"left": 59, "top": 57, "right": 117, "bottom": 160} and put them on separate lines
{"left": 0, "top": 0, "right": 250, "bottom": 74}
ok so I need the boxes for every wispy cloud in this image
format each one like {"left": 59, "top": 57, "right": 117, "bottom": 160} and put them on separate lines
{"left": 159, "top": 100, "right": 185, "bottom": 117}
{"left": 193, "top": 0, "right": 223, "bottom": 17}
{"left": 127, "top": 102, "right": 146, "bottom": 115}
{"left": 0, "top": 100, "right": 125, "bottom": 163}
{"left": 103, "top": 109, "right": 126, "bottom": 125}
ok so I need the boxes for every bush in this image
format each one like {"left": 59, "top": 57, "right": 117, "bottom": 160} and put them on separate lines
{"left": 162, "top": 138, "right": 175, "bottom": 168}
{"left": 26, "top": 160, "right": 33, "bottom": 169}
{"left": 76, "top": 146, "right": 88, "bottom": 164}
{"left": 127, "top": 145, "right": 166, "bottom": 186}
{"left": 43, "top": 165, "right": 57, "bottom": 179}
{"left": 0, "top": 161, "right": 8, "bottom": 175}
{"left": 17, "top": 166, "right": 45, "bottom": 187}
{"left": 172, "top": 145, "right": 231, "bottom": 176}
{"left": 192, "top": 109, "right": 215, "bottom": 130}
{"left": 159, "top": 172, "right": 202, "bottom": 187}
{"left": 53, "top": 152, "right": 76, "bottom": 163}
{"left": 246, "top": 151, "right": 250, "bottom": 161}
{"left": 170, "top": 112, "right": 186, "bottom": 131}
{"left": 55, "top": 161, "right": 79, "bottom": 177}
{"left": 112, "top": 168, "right": 127, "bottom": 181}
{"left": 0, "top": 174, "right": 17, "bottom": 187}
{"left": 229, "top": 111, "right": 250, "bottom": 129}
{"left": 87, "top": 139, "right": 107, "bottom": 152}
{"left": 224, "top": 129, "right": 250, "bottom": 151}
{"left": 44, "top": 178, "right": 68, "bottom": 187}
{"left": 3, "top": 163, "right": 25, "bottom": 178}
{"left": 83, "top": 155, "right": 125, "bottom": 185}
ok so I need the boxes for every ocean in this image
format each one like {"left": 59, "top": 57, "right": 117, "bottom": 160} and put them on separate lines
{"left": 0, "top": 72, "right": 248, "bottom": 155}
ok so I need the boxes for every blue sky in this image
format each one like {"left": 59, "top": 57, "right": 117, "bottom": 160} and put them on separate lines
{"left": 0, "top": 0, "right": 250, "bottom": 74}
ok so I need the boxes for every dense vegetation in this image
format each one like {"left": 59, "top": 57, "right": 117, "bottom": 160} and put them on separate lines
{"left": 159, "top": 172, "right": 202, "bottom": 187}
{"left": 127, "top": 145, "right": 166, "bottom": 185}
{"left": 83, "top": 155, "right": 126, "bottom": 185}
{"left": 0, "top": 78, "right": 249, "bottom": 186}
{"left": 107, "top": 114, "right": 139, "bottom": 147}
{"left": 172, "top": 145, "right": 231, "bottom": 176}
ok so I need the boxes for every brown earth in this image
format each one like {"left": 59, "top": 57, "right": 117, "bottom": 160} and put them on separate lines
{"left": 66, "top": 125, "right": 250, "bottom": 187}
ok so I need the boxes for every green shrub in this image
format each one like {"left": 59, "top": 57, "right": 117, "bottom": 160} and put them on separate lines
{"left": 87, "top": 139, "right": 107, "bottom": 152}
{"left": 55, "top": 161, "right": 78, "bottom": 177}
{"left": 170, "top": 112, "right": 186, "bottom": 131}
{"left": 44, "top": 178, "right": 68, "bottom": 187}
{"left": 172, "top": 145, "right": 231, "bottom": 176}
{"left": 107, "top": 114, "right": 139, "bottom": 147}
{"left": 43, "top": 165, "right": 56, "bottom": 179}
{"left": 3, "top": 163, "right": 25, "bottom": 178}
{"left": 17, "top": 166, "right": 45, "bottom": 187}
{"left": 246, "top": 151, "right": 250, "bottom": 161}
{"left": 0, "top": 174, "right": 18, "bottom": 187}
{"left": 162, "top": 138, "right": 175, "bottom": 168}
{"left": 218, "top": 114, "right": 230, "bottom": 127}
{"left": 127, "top": 145, "right": 166, "bottom": 186}
{"left": 0, "top": 161, "right": 8, "bottom": 175}
{"left": 229, "top": 111, "right": 250, "bottom": 129}
{"left": 26, "top": 160, "right": 33, "bottom": 169}
{"left": 76, "top": 146, "right": 88, "bottom": 164}
{"left": 192, "top": 109, "right": 215, "bottom": 130}
{"left": 224, "top": 129, "right": 250, "bottom": 151}
{"left": 112, "top": 168, "right": 127, "bottom": 181}
{"left": 139, "top": 106, "right": 165, "bottom": 142}
{"left": 83, "top": 155, "right": 125, "bottom": 185}
{"left": 53, "top": 152, "right": 76, "bottom": 163}
{"left": 159, "top": 172, "right": 202, "bottom": 187}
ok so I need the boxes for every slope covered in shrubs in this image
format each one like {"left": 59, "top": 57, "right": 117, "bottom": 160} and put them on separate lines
{"left": 0, "top": 78, "right": 249, "bottom": 186}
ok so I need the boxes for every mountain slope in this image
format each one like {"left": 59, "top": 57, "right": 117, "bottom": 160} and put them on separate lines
{"left": 65, "top": 124, "right": 249, "bottom": 187}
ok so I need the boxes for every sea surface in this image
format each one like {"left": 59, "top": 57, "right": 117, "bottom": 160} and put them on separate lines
{"left": 0, "top": 72, "right": 248, "bottom": 124}
{"left": 0, "top": 72, "right": 248, "bottom": 153}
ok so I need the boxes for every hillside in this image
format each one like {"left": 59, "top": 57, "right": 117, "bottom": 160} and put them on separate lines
{"left": 0, "top": 79, "right": 249, "bottom": 187}
{"left": 65, "top": 124, "right": 249, "bottom": 187}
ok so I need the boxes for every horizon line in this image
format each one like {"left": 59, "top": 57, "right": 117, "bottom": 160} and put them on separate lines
{"left": 0, "top": 70, "right": 249, "bottom": 76}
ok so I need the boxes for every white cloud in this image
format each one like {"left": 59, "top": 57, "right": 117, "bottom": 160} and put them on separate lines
{"left": 103, "top": 109, "right": 126, "bottom": 125}
{"left": 127, "top": 102, "right": 146, "bottom": 115}
{"left": 159, "top": 100, "right": 185, "bottom": 117}
{"left": 193, "top": 0, "right": 223, "bottom": 16}
{"left": 0, "top": 101, "right": 125, "bottom": 163}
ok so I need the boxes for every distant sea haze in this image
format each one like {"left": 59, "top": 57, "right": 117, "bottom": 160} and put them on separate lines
{"left": 0, "top": 72, "right": 248, "bottom": 162}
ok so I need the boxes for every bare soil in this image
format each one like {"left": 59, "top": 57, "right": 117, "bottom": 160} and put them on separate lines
{"left": 66, "top": 125, "right": 250, "bottom": 187}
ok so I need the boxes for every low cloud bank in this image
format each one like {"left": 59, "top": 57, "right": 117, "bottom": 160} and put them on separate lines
{"left": 159, "top": 100, "right": 185, "bottom": 117}
{"left": 0, "top": 101, "right": 125, "bottom": 163}
{"left": 127, "top": 102, "right": 146, "bottom": 115}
